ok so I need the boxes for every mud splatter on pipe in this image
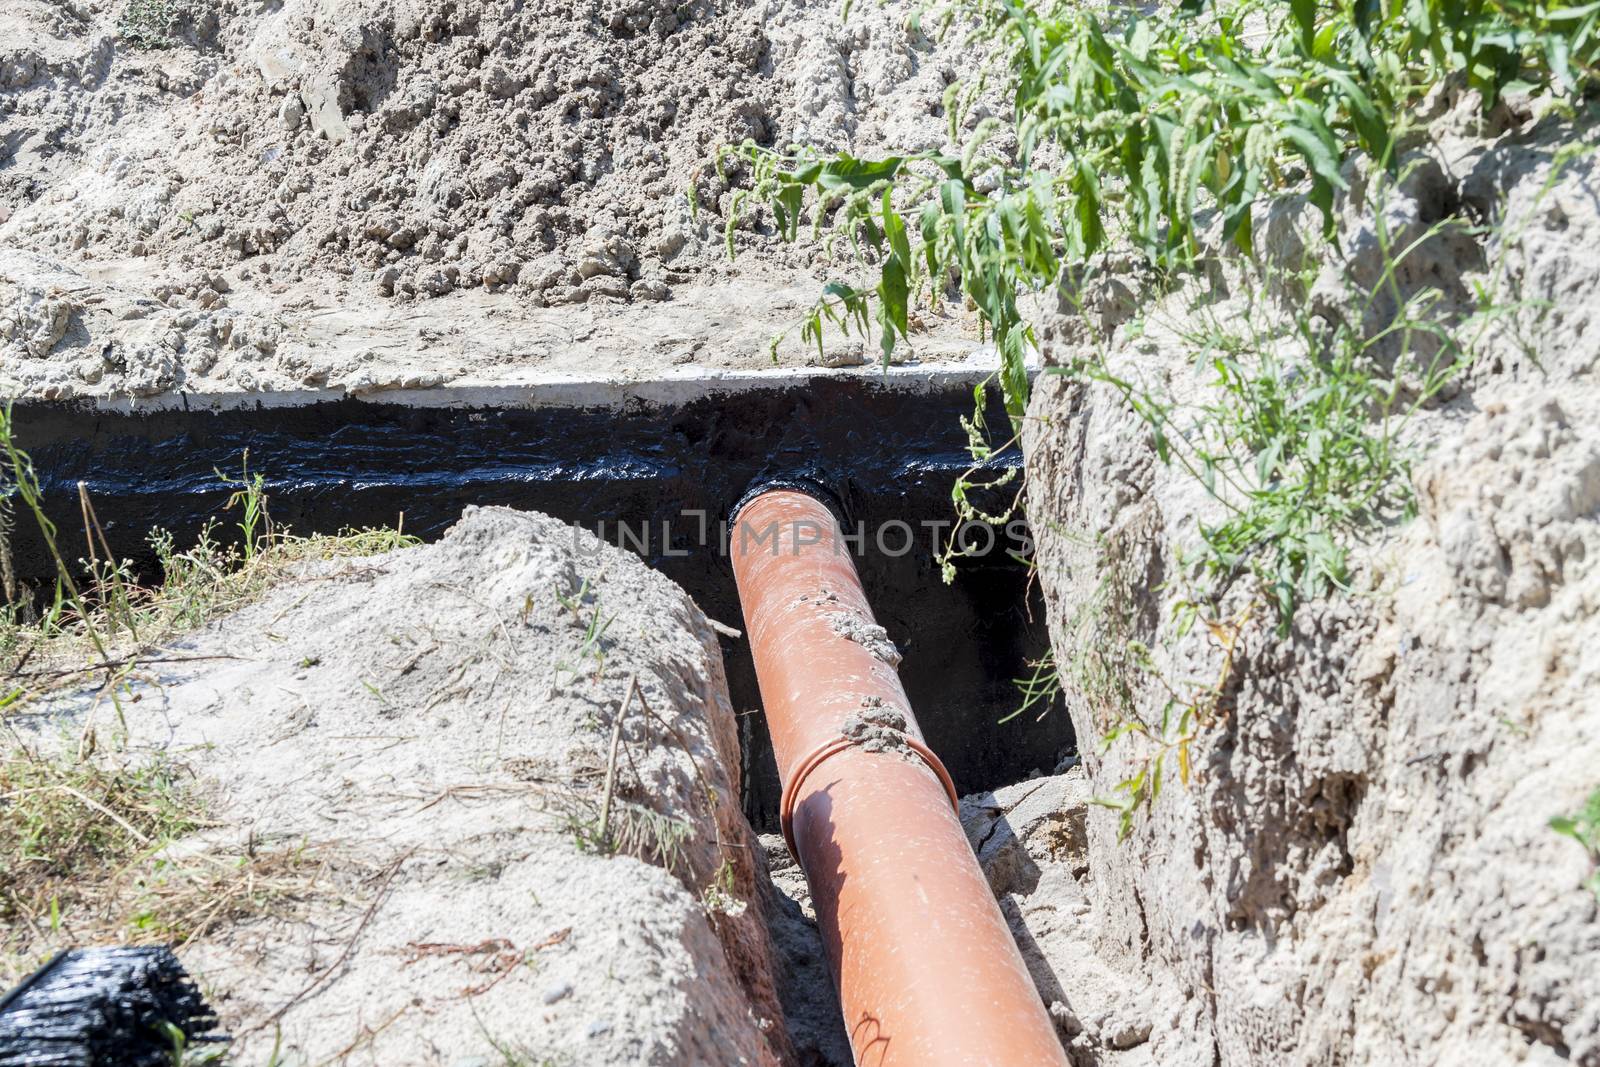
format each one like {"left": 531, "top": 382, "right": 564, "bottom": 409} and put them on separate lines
{"left": 731, "top": 488, "right": 1068, "bottom": 1067}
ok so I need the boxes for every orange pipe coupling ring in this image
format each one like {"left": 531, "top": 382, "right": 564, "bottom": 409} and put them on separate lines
{"left": 778, "top": 733, "right": 960, "bottom": 858}
{"left": 730, "top": 488, "right": 1068, "bottom": 1067}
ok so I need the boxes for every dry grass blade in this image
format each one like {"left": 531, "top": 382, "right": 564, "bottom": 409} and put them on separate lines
{"left": 52, "top": 782, "right": 153, "bottom": 845}
{"left": 598, "top": 672, "right": 637, "bottom": 846}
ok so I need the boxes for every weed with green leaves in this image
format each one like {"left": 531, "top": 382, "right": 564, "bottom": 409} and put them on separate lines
{"left": 1, "top": 406, "right": 113, "bottom": 666}
{"left": 553, "top": 578, "right": 615, "bottom": 685}
{"left": 719, "top": 0, "right": 1598, "bottom": 419}
{"left": 216, "top": 451, "right": 270, "bottom": 564}
{"left": 1551, "top": 787, "right": 1600, "bottom": 900}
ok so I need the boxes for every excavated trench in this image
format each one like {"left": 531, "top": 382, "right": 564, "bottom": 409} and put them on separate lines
{"left": 5, "top": 374, "right": 1073, "bottom": 829}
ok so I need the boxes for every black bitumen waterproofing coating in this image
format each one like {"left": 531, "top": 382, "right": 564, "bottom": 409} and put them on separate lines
{"left": 6, "top": 378, "right": 1073, "bottom": 828}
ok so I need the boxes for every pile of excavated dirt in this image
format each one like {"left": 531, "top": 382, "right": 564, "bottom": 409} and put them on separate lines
{"left": 0, "top": 0, "right": 984, "bottom": 398}
{"left": 1022, "top": 93, "right": 1600, "bottom": 1064}
{"left": 8, "top": 507, "right": 803, "bottom": 1064}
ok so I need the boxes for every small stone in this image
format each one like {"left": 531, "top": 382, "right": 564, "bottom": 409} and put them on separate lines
{"left": 482, "top": 62, "right": 525, "bottom": 99}
{"left": 545, "top": 284, "right": 589, "bottom": 306}
{"left": 1105, "top": 1017, "right": 1152, "bottom": 1050}
{"left": 303, "top": 77, "right": 352, "bottom": 142}
{"left": 415, "top": 267, "right": 454, "bottom": 296}
{"left": 1048, "top": 1000, "right": 1084, "bottom": 1038}
{"left": 542, "top": 981, "right": 573, "bottom": 1005}
{"left": 630, "top": 278, "right": 669, "bottom": 302}
{"left": 279, "top": 93, "right": 305, "bottom": 131}
{"left": 575, "top": 235, "right": 637, "bottom": 279}
{"left": 576, "top": 255, "right": 612, "bottom": 280}
{"left": 582, "top": 274, "right": 630, "bottom": 300}
{"left": 655, "top": 228, "right": 687, "bottom": 259}
{"left": 818, "top": 340, "right": 867, "bottom": 368}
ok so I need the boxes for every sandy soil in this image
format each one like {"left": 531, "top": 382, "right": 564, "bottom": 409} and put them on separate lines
{"left": 1, "top": 0, "right": 990, "bottom": 399}
{"left": 0, "top": 245, "right": 982, "bottom": 398}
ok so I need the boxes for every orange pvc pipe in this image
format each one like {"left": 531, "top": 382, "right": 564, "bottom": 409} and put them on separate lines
{"left": 731, "top": 489, "right": 1068, "bottom": 1067}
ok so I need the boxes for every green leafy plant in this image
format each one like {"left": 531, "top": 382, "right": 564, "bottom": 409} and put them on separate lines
{"left": 720, "top": 0, "right": 1598, "bottom": 419}
{"left": 718, "top": 0, "right": 1599, "bottom": 844}
{"left": 1073, "top": 200, "right": 1493, "bottom": 830}
{"left": 1, "top": 406, "right": 114, "bottom": 666}
{"left": 0, "top": 418, "right": 408, "bottom": 980}
{"left": 1090, "top": 604, "right": 1250, "bottom": 839}
{"left": 1380, "top": 0, "right": 1600, "bottom": 106}
{"left": 715, "top": 0, "right": 1597, "bottom": 633}
{"left": 936, "top": 395, "right": 1023, "bottom": 581}
{"left": 1002, "top": 649, "right": 1062, "bottom": 725}
{"left": 1073, "top": 198, "right": 1475, "bottom": 624}
{"left": 700, "top": 857, "right": 748, "bottom": 917}
{"left": 1, "top": 729, "right": 325, "bottom": 983}
{"left": 0, "top": 749, "right": 195, "bottom": 910}
{"left": 562, "top": 795, "right": 694, "bottom": 873}
{"left": 1551, "top": 787, "right": 1600, "bottom": 900}
{"left": 216, "top": 451, "right": 269, "bottom": 564}
{"left": 160, "top": 1019, "right": 227, "bottom": 1066}
{"left": 553, "top": 578, "right": 615, "bottom": 684}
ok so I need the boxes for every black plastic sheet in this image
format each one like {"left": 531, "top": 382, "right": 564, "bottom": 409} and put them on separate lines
{"left": 0, "top": 947, "right": 223, "bottom": 1067}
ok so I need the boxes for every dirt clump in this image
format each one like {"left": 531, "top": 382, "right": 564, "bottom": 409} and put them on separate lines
{"left": 840, "top": 698, "right": 919, "bottom": 758}
{"left": 825, "top": 608, "right": 902, "bottom": 666}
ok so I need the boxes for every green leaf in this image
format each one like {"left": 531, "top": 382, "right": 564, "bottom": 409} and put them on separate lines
{"left": 941, "top": 178, "right": 967, "bottom": 258}
{"left": 1072, "top": 158, "right": 1106, "bottom": 257}
{"left": 1322, "top": 68, "right": 1392, "bottom": 166}
{"left": 877, "top": 254, "right": 910, "bottom": 360}
{"left": 931, "top": 154, "right": 967, "bottom": 183}
{"left": 1290, "top": 0, "right": 1317, "bottom": 54}
{"left": 1222, "top": 162, "right": 1259, "bottom": 253}
{"left": 773, "top": 182, "right": 805, "bottom": 242}
{"left": 816, "top": 155, "right": 905, "bottom": 193}
{"left": 1546, "top": 33, "right": 1575, "bottom": 92}
{"left": 919, "top": 201, "right": 943, "bottom": 282}
{"left": 882, "top": 189, "right": 912, "bottom": 266}
{"left": 1282, "top": 114, "right": 1350, "bottom": 193}
{"left": 999, "top": 328, "right": 1031, "bottom": 419}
